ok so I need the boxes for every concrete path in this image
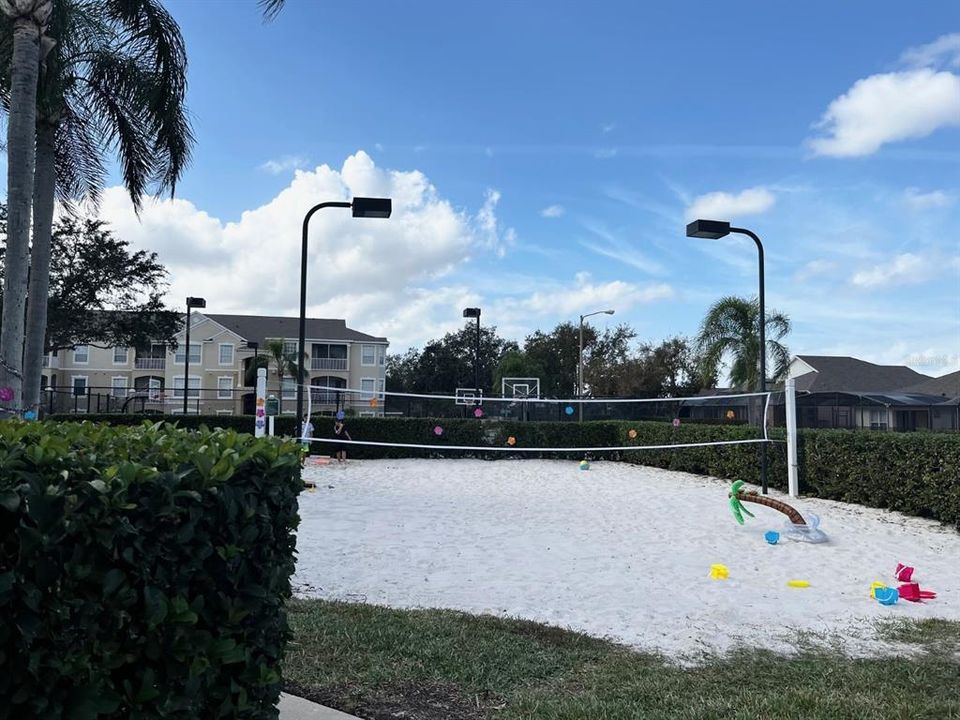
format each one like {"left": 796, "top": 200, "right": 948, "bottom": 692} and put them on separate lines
{"left": 278, "top": 692, "right": 361, "bottom": 719}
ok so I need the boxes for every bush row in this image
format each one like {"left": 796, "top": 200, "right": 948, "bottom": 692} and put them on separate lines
{"left": 49, "top": 414, "right": 960, "bottom": 528}
{"left": 0, "top": 420, "right": 303, "bottom": 719}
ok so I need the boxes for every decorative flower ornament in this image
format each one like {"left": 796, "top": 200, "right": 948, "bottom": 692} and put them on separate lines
{"left": 474, "top": 407, "right": 484, "bottom": 418}
{"left": 506, "top": 436, "right": 517, "bottom": 446}
{"left": 369, "top": 398, "right": 378, "bottom": 408}
{"left": 726, "top": 410, "right": 736, "bottom": 420}
{"left": 628, "top": 429, "right": 637, "bottom": 439}
{"left": 0, "top": 387, "right": 13, "bottom": 402}
{"left": 672, "top": 418, "right": 681, "bottom": 428}
{"left": 433, "top": 425, "right": 444, "bottom": 436}
{"left": 564, "top": 406, "right": 574, "bottom": 415}
{"left": 335, "top": 410, "right": 345, "bottom": 420}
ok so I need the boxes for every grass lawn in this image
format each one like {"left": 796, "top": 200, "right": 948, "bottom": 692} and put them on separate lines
{"left": 285, "top": 599, "right": 960, "bottom": 720}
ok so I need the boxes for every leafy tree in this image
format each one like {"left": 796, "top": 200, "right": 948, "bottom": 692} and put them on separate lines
{"left": 695, "top": 295, "right": 791, "bottom": 390}
{"left": 523, "top": 322, "right": 594, "bottom": 398}
{"left": 386, "top": 323, "right": 518, "bottom": 397}
{"left": 0, "top": 205, "right": 180, "bottom": 354}
{"left": 0, "top": 0, "right": 192, "bottom": 413}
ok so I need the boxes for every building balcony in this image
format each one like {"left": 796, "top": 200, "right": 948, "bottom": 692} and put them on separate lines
{"left": 311, "top": 358, "right": 348, "bottom": 371}
{"left": 135, "top": 357, "right": 166, "bottom": 370}
{"left": 308, "top": 391, "right": 342, "bottom": 405}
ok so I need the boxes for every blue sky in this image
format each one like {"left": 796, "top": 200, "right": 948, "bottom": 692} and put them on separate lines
{"left": 95, "top": 1, "right": 959, "bottom": 376}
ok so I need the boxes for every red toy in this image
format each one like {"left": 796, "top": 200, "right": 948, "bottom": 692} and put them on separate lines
{"left": 897, "top": 582, "right": 936, "bottom": 602}
{"left": 894, "top": 563, "right": 914, "bottom": 582}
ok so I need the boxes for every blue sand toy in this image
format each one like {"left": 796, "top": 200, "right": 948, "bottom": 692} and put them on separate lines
{"left": 875, "top": 587, "right": 899, "bottom": 605}
{"left": 764, "top": 531, "right": 780, "bottom": 545}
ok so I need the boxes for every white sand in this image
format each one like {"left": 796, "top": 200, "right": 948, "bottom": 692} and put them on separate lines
{"left": 294, "top": 458, "right": 960, "bottom": 660}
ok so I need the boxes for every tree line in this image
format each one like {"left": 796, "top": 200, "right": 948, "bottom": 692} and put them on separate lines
{"left": 387, "top": 299, "right": 791, "bottom": 400}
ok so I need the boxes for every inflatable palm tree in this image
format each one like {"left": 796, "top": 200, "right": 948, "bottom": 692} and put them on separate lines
{"left": 729, "top": 479, "right": 805, "bottom": 526}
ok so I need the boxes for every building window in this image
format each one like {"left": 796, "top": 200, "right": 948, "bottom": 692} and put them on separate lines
{"left": 113, "top": 346, "right": 129, "bottom": 364}
{"left": 174, "top": 343, "right": 201, "bottom": 364}
{"left": 360, "top": 377, "right": 375, "bottom": 400}
{"left": 281, "top": 378, "right": 296, "bottom": 399}
{"left": 217, "top": 377, "right": 233, "bottom": 399}
{"left": 72, "top": 376, "right": 88, "bottom": 396}
{"left": 111, "top": 376, "right": 127, "bottom": 397}
{"left": 73, "top": 345, "right": 89, "bottom": 364}
{"left": 148, "top": 377, "right": 163, "bottom": 400}
{"left": 218, "top": 343, "right": 234, "bottom": 365}
{"left": 216, "top": 409, "right": 234, "bottom": 416}
{"left": 378, "top": 347, "right": 386, "bottom": 366}
{"left": 377, "top": 378, "right": 385, "bottom": 400}
{"left": 172, "top": 376, "right": 201, "bottom": 399}
{"left": 361, "top": 344, "right": 375, "bottom": 366}
{"left": 283, "top": 340, "right": 298, "bottom": 356}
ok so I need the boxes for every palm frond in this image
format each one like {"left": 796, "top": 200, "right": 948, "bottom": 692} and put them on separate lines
{"left": 258, "top": 0, "right": 286, "bottom": 21}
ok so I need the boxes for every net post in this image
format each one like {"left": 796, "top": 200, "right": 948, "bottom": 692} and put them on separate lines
{"left": 785, "top": 377, "right": 799, "bottom": 498}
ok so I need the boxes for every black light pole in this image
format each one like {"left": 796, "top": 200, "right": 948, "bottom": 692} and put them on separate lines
{"left": 686, "top": 219, "right": 767, "bottom": 494}
{"left": 183, "top": 296, "right": 206, "bottom": 414}
{"left": 462, "top": 307, "right": 481, "bottom": 402}
{"left": 297, "top": 198, "right": 392, "bottom": 425}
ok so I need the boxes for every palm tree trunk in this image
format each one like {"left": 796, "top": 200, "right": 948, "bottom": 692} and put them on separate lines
{"left": 0, "top": 15, "right": 43, "bottom": 408}
{"left": 22, "top": 121, "right": 56, "bottom": 415}
{"left": 733, "top": 489, "right": 806, "bottom": 525}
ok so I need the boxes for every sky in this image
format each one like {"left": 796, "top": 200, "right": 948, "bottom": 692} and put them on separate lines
{"left": 90, "top": 1, "right": 959, "bottom": 376}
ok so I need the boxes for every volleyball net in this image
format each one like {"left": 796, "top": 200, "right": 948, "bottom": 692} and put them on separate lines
{"left": 300, "top": 382, "right": 776, "bottom": 455}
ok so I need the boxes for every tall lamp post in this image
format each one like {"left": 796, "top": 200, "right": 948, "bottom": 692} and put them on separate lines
{"left": 579, "top": 309, "right": 614, "bottom": 421}
{"left": 183, "top": 296, "right": 206, "bottom": 415}
{"left": 296, "top": 198, "right": 392, "bottom": 426}
{"left": 686, "top": 219, "right": 768, "bottom": 494}
{"left": 462, "top": 307, "right": 482, "bottom": 402}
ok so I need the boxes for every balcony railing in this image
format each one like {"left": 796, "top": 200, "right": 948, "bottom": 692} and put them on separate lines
{"left": 311, "top": 357, "right": 347, "bottom": 371}
{"left": 135, "top": 357, "right": 166, "bottom": 370}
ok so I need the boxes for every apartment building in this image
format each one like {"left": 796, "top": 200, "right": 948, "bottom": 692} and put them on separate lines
{"left": 41, "top": 313, "right": 389, "bottom": 416}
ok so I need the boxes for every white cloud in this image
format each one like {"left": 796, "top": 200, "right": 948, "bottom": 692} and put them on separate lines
{"left": 685, "top": 186, "right": 776, "bottom": 222}
{"left": 594, "top": 147, "right": 618, "bottom": 159}
{"left": 900, "top": 33, "right": 960, "bottom": 70}
{"left": 851, "top": 253, "right": 928, "bottom": 288}
{"left": 501, "top": 272, "right": 673, "bottom": 318}
{"left": 808, "top": 69, "right": 960, "bottom": 157}
{"left": 99, "top": 152, "right": 514, "bottom": 329}
{"left": 540, "top": 204, "right": 565, "bottom": 218}
{"left": 903, "top": 187, "right": 955, "bottom": 210}
{"left": 258, "top": 154, "right": 309, "bottom": 174}
{"left": 794, "top": 259, "right": 838, "bottom": 282}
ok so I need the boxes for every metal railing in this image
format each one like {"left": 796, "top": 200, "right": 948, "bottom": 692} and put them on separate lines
{"left": 311, "top": 358, "right": 348, "bottom": 371}
{"left": 135, "top": 357, "right": 166, "bottom": 369}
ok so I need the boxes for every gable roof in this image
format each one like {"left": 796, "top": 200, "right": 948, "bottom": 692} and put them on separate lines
{"left": 792, "top": 355, "right": 930, "bottom": 393}
{"left": 900, "top": 370, "right": 960, "bottom": 400}
{"left": 205, "top": 314, "right": 387, "bottom": 345}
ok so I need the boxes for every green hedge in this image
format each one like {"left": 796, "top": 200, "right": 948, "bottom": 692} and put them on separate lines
{"left": 0, "top": 420, "right": 302, "bottom": 719}
{"left": 48, "top": 414, "right": 960, "bottom": 528}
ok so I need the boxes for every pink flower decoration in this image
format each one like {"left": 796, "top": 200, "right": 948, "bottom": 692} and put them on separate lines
{"left": 474, "top": 407, "right": 484, "bottom": 418}
{"left": 0, "top": 387, "right": 12, "bottom": 402}
{"left": 433, "top": 425, "right": 444, "bottom": 436}
{"left": 672, "top": 418, "right": 681, "bottom": 428}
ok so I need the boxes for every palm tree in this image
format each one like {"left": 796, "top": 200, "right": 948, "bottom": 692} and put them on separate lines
{"left": 695, "top": 295, "right": 790, "bottom": 390}
{"left": 265, "top": 339, "right": 308, "bottom": 414}
{"left": 0, "top": 0, "right": 51, "bottom": 407}
{"left": 0, "top": 0, "right": 192, "bottom": 413}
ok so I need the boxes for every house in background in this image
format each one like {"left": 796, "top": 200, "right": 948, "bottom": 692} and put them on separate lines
{"left": 41, "top": 313, "right": 388, "bottom": 417}
{"left": 786, "top": 355, "right": 957, "bottom": 431}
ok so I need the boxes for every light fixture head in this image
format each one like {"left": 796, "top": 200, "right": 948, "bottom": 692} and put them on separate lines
{"left": 351, "top": 197, "right": 392, "bottom": 219}
{"left": 462, "top": 307, "right": 481, "bottom": 318}
{"left": 186, "top": 296, "right": 206, "bottom": 309}
{"left": 686, "top": 219, "right": 731, "bottom": 240}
